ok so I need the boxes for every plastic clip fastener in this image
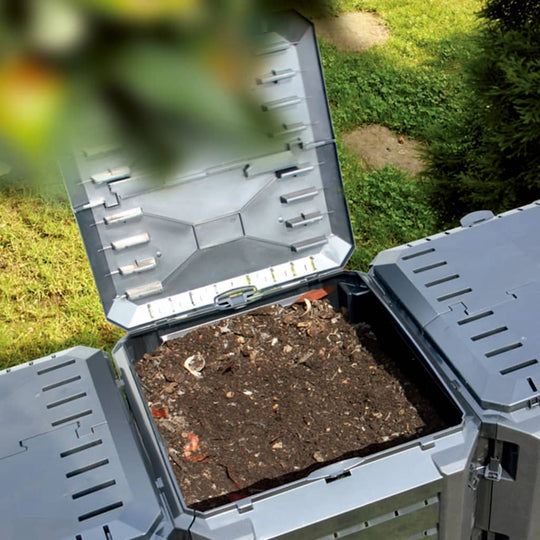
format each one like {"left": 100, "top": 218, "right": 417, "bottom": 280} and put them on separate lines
{"left": 215, "top": 286, "right": 258, "bottom": 309}
{"left": 460, "top": 210, "right": 495, "bottom": 228}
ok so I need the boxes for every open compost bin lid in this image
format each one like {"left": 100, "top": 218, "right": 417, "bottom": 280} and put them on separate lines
{"left": 61, "top": 11, "right": 353, "bottom": 332}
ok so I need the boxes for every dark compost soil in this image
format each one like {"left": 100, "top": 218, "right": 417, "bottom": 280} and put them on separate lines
{"left": 135, "top": 297, "right": 451, "bottom": 511}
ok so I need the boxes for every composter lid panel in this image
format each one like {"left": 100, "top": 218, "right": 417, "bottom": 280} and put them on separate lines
{"left": 0, "top": 347, "right": 167, "bottom": 539}
{"left": 370, "top": 201, "right": 540, "bottom": 412}
{"left": 61, "top": 12, "right": 353, "bottom": 332}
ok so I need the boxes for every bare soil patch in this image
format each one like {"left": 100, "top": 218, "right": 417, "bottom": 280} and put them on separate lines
{"left": 136, "top": 297, "right": 450, "bottom": 511}
{"left": 312, "top": 12, "right": 389, "bottom": 52}
{"left": 343, "top": 124, "right": 426, "bottom": 175}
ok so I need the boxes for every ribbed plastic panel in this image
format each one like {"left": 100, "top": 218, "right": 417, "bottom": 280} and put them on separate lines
{"left": 371, "top": 201, "right": 540, "bottom": 412}
{"left": 0, "top": 347, "right": 168, "bottom": 540}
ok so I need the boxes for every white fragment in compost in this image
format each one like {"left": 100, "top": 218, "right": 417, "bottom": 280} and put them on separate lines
{"left": 299, "top": 298, "right": 312, "bottom": 318}
{"left": 271, "top": 337, "right": 279, "bottom": 346}
{"left": 243, "top": 390, "right": 253, "bottom": 396}
{"left": 184, "top": 353, "right": 205, "bottom": 378}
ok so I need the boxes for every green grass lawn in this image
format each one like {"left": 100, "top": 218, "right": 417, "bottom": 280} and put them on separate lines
{"left": 0, "top": 0, "right": 483, "bottom": 368}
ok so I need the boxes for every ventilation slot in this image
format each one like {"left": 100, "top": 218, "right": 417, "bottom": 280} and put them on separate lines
{"left": 61, "top": 439, "right": 103, "bottom": 458}
{"left": 437, "top": 288, "right": 472, "bottom": 302}
{"left": 500, "top": 359, "right": 538, "bottom": 375}
{"left": 528, "top": 378, "right": 538, "bottom": 392}
{"left": 51, "top": 409, "right": 93, "bottom": 427}
{"left": 37, "top": 359, "right": 76, "bottom": 375}
{"left": 103, "top": 525, "right": 113, "bottom": 540}
{"left": 413, "top": 261, "right": 447, "bottom": 274}
{"left": 72, "top": 480, "right": 116, "bottom": 500}
{"left": 471, "top": 326, "right": 508, "bottom": 341}
{"left": 425, "top": 274, "right": 459, "bottom": 288}
{"left": 457, "top": 310, "right": 494, "bottom": 325}
{"left": 66, "top": 459, "right": 109, "bottom": 478}
{"left": 78, "top": 501, "right": 123, "bottom": 522}
{"left": 42, "top": 376, "right": 81, "bottom": 392}
{"left": 47, "top": 392, "right": 87, "bottom": 409}
{"left": 402, "top": 247, "right": 435, "bottom": 260}
{"left": 485, "top": 342, "right": 523, "bottom": 358}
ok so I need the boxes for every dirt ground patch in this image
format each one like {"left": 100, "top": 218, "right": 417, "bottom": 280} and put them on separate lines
{"left": 343, "top": 124, "right": 426, "bottom": 175}
{"left": 312, "top": 11, "right": 389, "bottom": 52}
{"left": 136, "top": 297, "right": 450, "bottom": 511}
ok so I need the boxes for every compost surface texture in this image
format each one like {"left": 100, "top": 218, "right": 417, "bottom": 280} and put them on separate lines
{"left": 136, "top": 298, "right": 449, "bottom": 511}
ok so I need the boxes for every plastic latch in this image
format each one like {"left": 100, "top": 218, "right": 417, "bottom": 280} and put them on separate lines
{"left": 484, "top": 457, "right": 502, "bottom": 482}
{"left": 214, "top": 286, "right": 258, "bottom": 309}
{"left": 460, "top": 210, "right": 495, "bottom": 228}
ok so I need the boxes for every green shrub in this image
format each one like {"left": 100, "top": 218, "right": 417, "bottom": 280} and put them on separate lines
{"left": 425, "top": 0, "right": 540, "bottom": 225}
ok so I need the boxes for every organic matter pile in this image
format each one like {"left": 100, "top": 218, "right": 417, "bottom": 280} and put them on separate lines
{"left": 136, "top": 297, "right": 450, "bottom": 510}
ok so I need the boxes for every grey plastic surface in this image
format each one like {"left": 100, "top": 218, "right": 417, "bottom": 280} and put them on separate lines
{"left": 371, "top": 200, "right": 540, "bottom": 412}
{"left": 0, "top": 347, "right": 172, "bottom": 540}
{"left": 112, "top": 271, "right": 476, "bottom": 540}
{"left": 61, "top": 12, "right": 353, "bottom": 332}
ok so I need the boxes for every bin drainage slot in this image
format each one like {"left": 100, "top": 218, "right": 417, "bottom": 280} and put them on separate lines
{"left": 325, "top": 471, "right": 351, "bottom": 484}
{"left": 500, "top": 359, "right": 538, "bottom": 375}
{"left": 103, "top": 525, "right": 113, "bottom": 540}
{"left": 528, "top": 377, "right": 537, "bottom": 392}
{"left": 66, "top": 459, "right": 109, "bottom": 478}
{"left": 402, "top": 247, "right": 435, "bottom": 260}
{"left": 471, "top": 326, "right": 508, "bottom": 341}
{"left": 48, "top": 392, "right": 87, "bottom": 409}
{"left": 458, "top": 310, "right": 494, "bottom": 325}
{"left": 52, "top": 409, "right": 93, "bottom": 427}
{"left": 37, "top": 359, "right": 76, "bottom": 375}
{"left": 413, "top": 261, "right": 447, "bottom": 274}
{"left": 437, "top": 288, "right": 472, "bottom": 302}
{"left": 42, "top": 375, "right": 81, "bottom": 392}
{"left": 61, "top": 439, "right": 103, "bottom": 458}
{"left": 72, "top": 480, "right": 116, "bottom": 500}
{"left": 78, "top": 501, "right": 123, "bottom": 522}
{"left": 425, "top": 274, "right": 460, "bottom": 288}
{"left": 485, "top": 342, "right": 522, "bottom": 358}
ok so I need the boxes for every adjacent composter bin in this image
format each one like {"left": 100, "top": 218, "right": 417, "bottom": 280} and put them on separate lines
{"left": 371, "top": 201, "right": 540, "bottom": 540}
{"left": 2, "top": 10, "right": 540, "bottom": 540}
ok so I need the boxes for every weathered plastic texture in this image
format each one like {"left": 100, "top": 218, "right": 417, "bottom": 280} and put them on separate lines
{"left": 60, "top": 11, "right": 354, "bottom": 333}
{"left": 113, "top": 271, "right": 477, "bottom": 540}
{"left": 0, "top": 347, "right": 178, "bottom": 540}
{"left": 370, "top": 200, "right": 540, "bottom": 539}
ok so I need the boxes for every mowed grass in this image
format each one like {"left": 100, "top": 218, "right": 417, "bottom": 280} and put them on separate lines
{"left": 320, "top": 0, "right": 482, "bottom": 268}
{"left": 0, "top": 189, "right": 122, "bottom": 368}
{"left": 1, "top": 1, "right": 483, "bottom": 366}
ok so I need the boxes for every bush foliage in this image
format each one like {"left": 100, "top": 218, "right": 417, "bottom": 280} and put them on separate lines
{"left": 425, "top": 0, "right": 540, "bottom": 224}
